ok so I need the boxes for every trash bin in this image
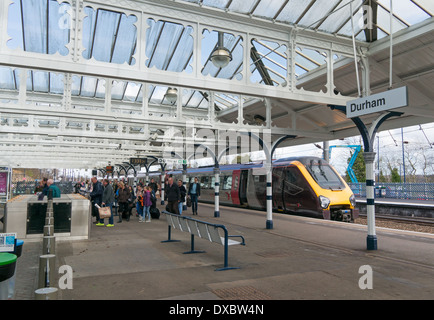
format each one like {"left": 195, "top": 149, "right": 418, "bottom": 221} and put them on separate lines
{"left": 0, "top": 253, "right": 17, "bottom": 300}
{"left": 7, "top": 239, "right": 23, "bottom": 299}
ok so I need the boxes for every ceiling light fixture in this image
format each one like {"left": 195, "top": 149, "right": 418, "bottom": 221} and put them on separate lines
{"left": 165, "top": 87, "right": 178, "bottom": 105}
{"left": 211, "top": 32, "right": 232, "bottom": 68}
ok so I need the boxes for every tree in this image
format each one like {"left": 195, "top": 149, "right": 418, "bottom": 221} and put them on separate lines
{"left": 390, "top": 167, "right": 401, "bottom": 182}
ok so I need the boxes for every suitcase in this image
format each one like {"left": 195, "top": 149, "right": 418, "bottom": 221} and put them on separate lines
{"left": 150, "top": 207, "right": 160, "bottom": 219}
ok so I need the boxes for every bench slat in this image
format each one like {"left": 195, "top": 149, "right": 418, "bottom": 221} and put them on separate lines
{"left": 197, "top": 222, "right": 211, "bottom": 241}
{"left": 207, "top": 225, "right": 224, "bottom": 245}
{"left": 179, "top": 217, "right": 190, "bottom": 232}
{"left": 187, "top": 219, "right": 201, "bottom": 237}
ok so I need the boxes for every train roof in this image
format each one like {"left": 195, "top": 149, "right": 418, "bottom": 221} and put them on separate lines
{"left": 160, "top": 157, "right": 327, "bottom": 175}
{"left": 273, "top": 156, "right": 327, "bottom": 166}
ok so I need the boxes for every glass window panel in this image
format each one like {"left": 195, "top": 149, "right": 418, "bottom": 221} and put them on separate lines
{"left": 82, "top": 7, "right": 97, "bottom": 59}
{"left": 111, "top": 81, "right": 126, "bottom": 100}
{"left": 71, "top": 75, "right": 81, "bottom": 96}
{"left": 7, "top": 1, "right": 24, "bottom": 50}
{"left": 0, "top": 67, "right": 18, "bottom": 90}
{"left": 123, "top": 82, "right": 141, "bottom": 102}
{"left": 31, "top": 71, "right": 49, "bottom": 92}
{"left": 110, "top": 14, "right": 138, "bottom": 65}
{"left": 48, "top": 1, "right": 70, "bottom": 55}
{"left": 166, "top": 26, "right": 194, "bottom": 73}
{"left": 95, "top": 79, "right": 106, "bottom": 98}
{"left": 80, "top": 76, "right": 97, "bottom": 97}
{"left": 49, "top": 73, "right": 64, "bottom": 94}
{"left": 22, "top": 0, "right": 47, "bottom": 53}
{"left": 91, "top": 10, "right": 121, "bottom": 62}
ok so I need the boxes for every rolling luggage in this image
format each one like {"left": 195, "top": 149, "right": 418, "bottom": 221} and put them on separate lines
{"left": 150, "top": 207, "right": 160, "bottom": 219}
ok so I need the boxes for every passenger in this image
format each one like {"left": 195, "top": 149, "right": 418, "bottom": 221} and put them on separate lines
{"left": 117, "top": 182, "right": 130, "bottom": 223}
{"left": 100, "top": 179, "right": 115, "bottom": 227}
{"left": 148, "top": 178, "right": 158, "bottom": 197}
{"left": 165, "top": 177, "right": 180, "bottom": 214}
{"left": 142, "top": 186, "right": 152, "bottom": 222}
{"left": 188, "top": 177, "right": 201, "bottom": 215}
{"left": 177, "top": 179, "right": 187, "bottom": 215}
{"left": 46, "top": 179, "right": 61, "bottom": 198}
{"left": 90, "top": 177, "right": 103, "bottom": 223}
{"left": 41, "top": 177, "right": 49, "bottom": 196}
{"left": 34, "top": 179, "right": 45, "bottom": 194}
{"left": 136, "top": 185, "right": 144, "bottom": 221}
{"left": 127, "top": 185, "right": 135, "bottom": 219}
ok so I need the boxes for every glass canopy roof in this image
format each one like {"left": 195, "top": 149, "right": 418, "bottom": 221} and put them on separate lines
{"left": 0, "top": 0, "right": 432, "bottom": 111}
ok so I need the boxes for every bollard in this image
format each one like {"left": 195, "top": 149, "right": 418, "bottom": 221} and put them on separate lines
{"left": 38, "top": 254, "right": 56, "bottom": 289}
{"left": 44, "top": 224, "right": 54, "bottom": 237}
{"left": 42, "top": 236, "right": 56, "bottom": 255}
{"left": 45, "top": 216, "right": 54, "bottom": 226}
{"left": 35, "top": 287, "right": 58, "bottom": 300}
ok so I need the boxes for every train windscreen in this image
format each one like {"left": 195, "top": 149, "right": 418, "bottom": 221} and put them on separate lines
{"left": 305, "top": 160, "right": 345, "bottom": 190}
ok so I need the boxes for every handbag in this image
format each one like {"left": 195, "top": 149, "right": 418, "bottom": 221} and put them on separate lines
{"left": 186, "top": 196, "right": 192, "bottom": 207}
{"left": 98, "top": 206, "right": 111, "bottom": 219}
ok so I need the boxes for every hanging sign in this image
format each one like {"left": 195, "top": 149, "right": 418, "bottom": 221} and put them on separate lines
{"left": 346, "top": 86, "right": 408, "bottom": 118}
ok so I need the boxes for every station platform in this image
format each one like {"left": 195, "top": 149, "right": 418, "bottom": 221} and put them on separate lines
{"left": 13, "top": 202, "right": 434, "bottom": 301}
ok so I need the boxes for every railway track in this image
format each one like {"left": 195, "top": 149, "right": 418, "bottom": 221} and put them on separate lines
{"left": 355, "top": 214, "right": 434, "bottom": 234}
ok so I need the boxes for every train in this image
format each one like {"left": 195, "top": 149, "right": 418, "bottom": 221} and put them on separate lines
{"left": 132, "top": 156, "right": 359, "bottom": 222}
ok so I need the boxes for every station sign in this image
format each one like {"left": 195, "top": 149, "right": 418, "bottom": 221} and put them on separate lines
{"left": 105, "top": 166, "right": 114, "bottom": 174}
{"left": 158, "top": 158, "right": 187, "bottom": 165}
{"left": 346, "top": 86, "right": 408, "bottom": 118}
{"left": 130, "top": 158, "right": 147, "bottom": 166}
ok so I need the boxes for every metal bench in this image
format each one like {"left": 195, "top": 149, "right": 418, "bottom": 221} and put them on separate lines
{"left": 161, "top": 211, "right": 246, "bottom": 271}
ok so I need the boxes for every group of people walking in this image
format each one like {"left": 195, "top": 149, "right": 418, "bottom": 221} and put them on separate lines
{"left": 89, "top": 176, "right": 201, "bottom": 227}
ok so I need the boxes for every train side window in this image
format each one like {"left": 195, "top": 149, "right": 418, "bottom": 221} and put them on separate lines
{"left": 201, "top": 176, "right": 209, "bottom": 188}
{"left": 222, "top": 176, "right": 232, "bottom": 190}
{"left": 211, "top": 176, "right": 215, "bottom": 189}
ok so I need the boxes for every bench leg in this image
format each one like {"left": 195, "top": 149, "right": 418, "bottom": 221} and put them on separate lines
{"left": 215, "top": 242, "right": 240, "bottom": 271}
{"left": 183, "top": 234, "right": 205, "bottom": 254}
{"left": 161, "top": 225, "right": 181, "bottom": 243}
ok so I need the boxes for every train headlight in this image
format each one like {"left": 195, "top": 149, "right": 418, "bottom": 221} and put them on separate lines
{"left": 319, "top": 195, "right": 330, "bottom": 209}
{"left": 350, "top": 194, "right": 356, "bottom": 208}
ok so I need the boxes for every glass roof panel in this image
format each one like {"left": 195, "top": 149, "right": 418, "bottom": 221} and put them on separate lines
{"left": 203, "top": 0, "right": 230, "bottom": 9}
{"left": 275, "top": 0, "right": 310, "bottom": 24}
{"left": 377, "top": 0, "right": 430, "bottom": 25}
{"left": 318, "top": 0, "right": 361, "bottom": 34}
{"left": 297, "top": 0, "right": 341, "bottom": 28}
{"left": 413, "top": 0, "right": 434, "bottom": 15}
{"left": 253, "top": 0, "right": 286, "bottom": 19}
{"left": 228, "top": 0, "right": 258, "bottom": 14}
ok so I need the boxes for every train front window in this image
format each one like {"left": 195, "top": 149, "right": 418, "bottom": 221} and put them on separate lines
{"left": 306, "top": 161, "right": 345, "bottom": 190}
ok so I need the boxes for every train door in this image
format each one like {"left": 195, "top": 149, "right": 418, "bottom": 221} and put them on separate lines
{"left": 239, "top": 170, "right": 248, "bottom": 206}
{"left": 231, "top": 170, "right": 241, "bottom": 205}
{"left": 272, "top": 167, "right": 284, "bottom": 211}
{"left": 282, "top": 166, "right": 317, "bottom": 214}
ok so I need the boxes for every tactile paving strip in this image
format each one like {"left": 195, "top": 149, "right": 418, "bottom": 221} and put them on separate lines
{"left": 212, "top": 286, "right": 272, "bottom": 300}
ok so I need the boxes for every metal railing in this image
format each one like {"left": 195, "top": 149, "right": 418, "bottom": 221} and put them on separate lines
{"left": 349, "top": 182, "right": 434, "bottom": 201}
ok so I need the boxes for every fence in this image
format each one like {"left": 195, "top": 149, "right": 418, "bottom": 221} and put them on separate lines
{"left": 349, "top": 182, "right": 434, "bottom": 201}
